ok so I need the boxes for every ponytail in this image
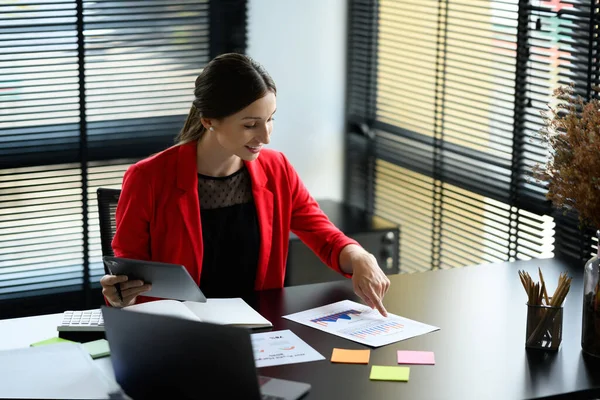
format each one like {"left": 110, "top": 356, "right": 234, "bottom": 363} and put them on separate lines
{"left": 175, "top": 104, "right": 205, "bottom": 144}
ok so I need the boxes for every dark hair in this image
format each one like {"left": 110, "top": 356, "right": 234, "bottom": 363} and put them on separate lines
{"left": 176, "top": 53, "right": 277, "bottom": 144}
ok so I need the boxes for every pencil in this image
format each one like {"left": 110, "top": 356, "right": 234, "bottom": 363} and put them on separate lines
{"left": 538, "top": 268, "right": 550, "bottom": 305}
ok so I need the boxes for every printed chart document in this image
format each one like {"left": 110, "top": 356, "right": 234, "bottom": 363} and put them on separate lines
{"left": 283, "top": 300, "right": 439, "bottom": 347}
{"left": 125, "top": 298, "right": 272, "bottom": 328}
{"left": 251, "top": 329, "right": 325, "bottom": 368}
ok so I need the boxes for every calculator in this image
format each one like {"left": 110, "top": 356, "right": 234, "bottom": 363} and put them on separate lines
{"left": 57, "top": 309, "right": 105, "bottom": 332}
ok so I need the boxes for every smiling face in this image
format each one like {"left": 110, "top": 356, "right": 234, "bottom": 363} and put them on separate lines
{"left": 202, "top": 91, "right": 277, "bottom": 161}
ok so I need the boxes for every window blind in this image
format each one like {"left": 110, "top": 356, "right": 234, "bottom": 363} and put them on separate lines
{"left": 1, "top": 1, "right": 83, "bottom": 301}
{"left": 0, "top": 0, "right": 247, "bottom": 303}
{"left": 346, "top": 0, "right": 561, "bottom": 272}
{"left": 83, "top": 0, "right": 211, "bottom": 160}
{"left": 0, "top": 163, "right": 84, "bottom": 300}
{"left": 522, "top": 0, "right": 598, "bottom": 263}
{"left": 0, "top": 1, "right": 80, "bottom": 169}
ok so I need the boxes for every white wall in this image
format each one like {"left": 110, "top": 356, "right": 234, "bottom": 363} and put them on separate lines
{"left": 247, "top": 0, "right": 347, "bottom": 201}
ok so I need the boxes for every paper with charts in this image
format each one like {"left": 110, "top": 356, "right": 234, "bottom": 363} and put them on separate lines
{"left": 251, "top": 329, "right": 325, "bottom": 368}
{"left": 283, "top": 300, "right": 439, "bottom": 347}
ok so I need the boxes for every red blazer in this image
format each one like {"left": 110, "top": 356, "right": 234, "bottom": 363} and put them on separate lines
{"left": 112, "top": 141, "right": 358, "bottom": 297}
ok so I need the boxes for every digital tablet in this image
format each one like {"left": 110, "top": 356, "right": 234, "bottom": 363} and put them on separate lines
{"left": 102, "top": 256, "right": 207, "bottom": 303}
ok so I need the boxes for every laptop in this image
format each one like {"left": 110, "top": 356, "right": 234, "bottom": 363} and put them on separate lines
{"left": 102, "top": 306, "right": 311, "bottom": 400}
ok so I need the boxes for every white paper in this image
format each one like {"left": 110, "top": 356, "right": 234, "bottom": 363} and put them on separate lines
{"left": 251, "top": 329, "right": 325, "bottom": 368}
{"left": 0, "top": 343, "right": 125, "bottom": 399}
{"left": 283, "top": 300, "right": 439, "bottom": 348}
{"left": 184, "top": 298, "right": 272, "bottom": 327}
{"left": 125, "top": 300, "right": 200, "bottom": 322}
{"left": 123, "top": 298, "right": 271, "bottom": 327}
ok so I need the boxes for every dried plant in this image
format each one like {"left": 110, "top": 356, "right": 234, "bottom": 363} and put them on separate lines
{"left": 533, "top": 85, "right": 600, "bottom": 229}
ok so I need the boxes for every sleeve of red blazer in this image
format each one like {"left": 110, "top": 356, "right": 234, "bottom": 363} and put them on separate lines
{"left": 282, "top": 153, "right": 360, "bottom": 277}
{"left": 104, "top": 165, "right": 154, "bottom": 306}
{"left": 112, "top": 164, "right": 153, "bottom": 261}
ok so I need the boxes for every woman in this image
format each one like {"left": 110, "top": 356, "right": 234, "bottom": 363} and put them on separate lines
{"left": 100, "top": 53, "right": 390, "bottom": 315}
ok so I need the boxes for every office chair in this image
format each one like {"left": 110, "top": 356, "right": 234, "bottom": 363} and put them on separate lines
{"left": 97, "top": 188, "right": 121, "bottom": 274}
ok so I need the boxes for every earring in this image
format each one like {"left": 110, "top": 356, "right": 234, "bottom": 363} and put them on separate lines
{"left": 209, "top": 127, "right": 215, "bottom": 132}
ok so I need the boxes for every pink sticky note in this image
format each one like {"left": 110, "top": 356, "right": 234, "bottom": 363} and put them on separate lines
{"left": 397, "top": 351, "right": 435, "bottom": 365}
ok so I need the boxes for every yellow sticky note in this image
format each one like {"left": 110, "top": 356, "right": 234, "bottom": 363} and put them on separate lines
{"left": 331, "top": 348, "right": 371, "bottom": 364}
{"left": 370, "top": 366, "right": 410, "bottom": 382}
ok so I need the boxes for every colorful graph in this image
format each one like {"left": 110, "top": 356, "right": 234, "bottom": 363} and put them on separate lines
{"left": 348, "top": 321, "right": 404, "bottom": 339}
{"left": 310, "top": 309, "right": 362, "bottom": 326}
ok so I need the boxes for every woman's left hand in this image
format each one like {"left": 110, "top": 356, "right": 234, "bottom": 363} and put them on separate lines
{"left": 341, "top": 245, "right": 391, "bottom": 316}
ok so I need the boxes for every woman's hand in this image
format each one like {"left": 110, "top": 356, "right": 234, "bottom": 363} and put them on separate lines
{"left": 340, "top": 245, "right": 391, "bottom": 316}
{"left": 100, "top": 274, "right": 152, "bottom": 307}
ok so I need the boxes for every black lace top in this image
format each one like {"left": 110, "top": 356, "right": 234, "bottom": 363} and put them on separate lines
{"left": 197, "top": 166, "right": 260, "bottom": 298}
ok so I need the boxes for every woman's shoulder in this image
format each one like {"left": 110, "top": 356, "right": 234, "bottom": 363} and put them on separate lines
{"left": 122, "top": 143, "right": 191, "bottom": 193}
{"left": 132, "top": 143, "right": 190, "bottom": 173}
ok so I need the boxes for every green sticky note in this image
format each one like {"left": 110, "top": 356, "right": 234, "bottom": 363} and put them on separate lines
{"left": 82, "top": 339, "right": 111, "bottom": 359}
{"left": 30, "top": 337, "right": 75, "bottom": 347}
{"left": 370, "top": 366, "right": 410, "bottom": 382}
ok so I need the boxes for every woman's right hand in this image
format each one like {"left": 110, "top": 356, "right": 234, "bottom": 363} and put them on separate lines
{"left": 100, "top": 274, "right": 152, "bottom": 307}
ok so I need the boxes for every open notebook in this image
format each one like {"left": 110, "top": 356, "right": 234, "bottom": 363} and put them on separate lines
{"left": 124, "top": 298, "right": 272, "bottom": 329}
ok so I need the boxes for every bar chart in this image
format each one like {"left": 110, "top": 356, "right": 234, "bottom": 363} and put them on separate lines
{"left": 284, "top": 300, "right": 439, "bottom": 347}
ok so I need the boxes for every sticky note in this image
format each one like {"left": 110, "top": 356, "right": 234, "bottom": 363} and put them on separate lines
{"left": 30, "top": 337, "right": 75, "bottom": 347}
{"left": 370, "top": 366, "right": 410, "bottom": 382}
{"left": 331, "top": 348, "right": 371, "bottom": 364}
{"left": 82, "top": 339, "right": 111, "bottom": 359}
{"left": 397, "top": 350, "right": 435, "bottom": 365}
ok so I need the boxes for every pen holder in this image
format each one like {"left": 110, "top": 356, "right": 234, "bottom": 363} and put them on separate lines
{"left": 525, "top": 303, "right": 563, "bottom": 351}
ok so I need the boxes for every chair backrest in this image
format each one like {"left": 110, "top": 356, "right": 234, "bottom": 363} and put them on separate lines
{"left": 97, "top": 188, "right": 121, "bottom": 263}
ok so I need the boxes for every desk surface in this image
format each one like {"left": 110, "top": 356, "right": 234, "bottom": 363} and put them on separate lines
{"left": 2, "top": 258, "right": 600, "bottom": 400}
{"left": 250, "top": 258, "right": 600, "bottom": 400}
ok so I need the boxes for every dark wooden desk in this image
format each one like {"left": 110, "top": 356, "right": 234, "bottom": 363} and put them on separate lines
{"left": 249, "top": 258, "right": 600, "bottom": 400}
